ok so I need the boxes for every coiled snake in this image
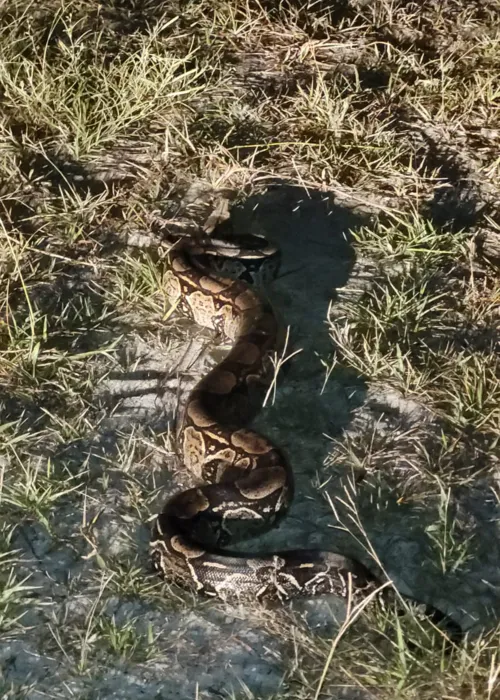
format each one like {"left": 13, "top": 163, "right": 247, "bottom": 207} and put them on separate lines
{"left": 150, "top": 229, "right": 461, "bottom": 638}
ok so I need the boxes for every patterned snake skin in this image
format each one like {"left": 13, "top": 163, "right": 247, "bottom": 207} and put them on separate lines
{"left": 149, "top": 229, "right": 462, "bottom": 641}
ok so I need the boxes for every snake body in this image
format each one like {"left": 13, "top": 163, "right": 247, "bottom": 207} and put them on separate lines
{"left": 149, "top": 228, "right": 463, "bottom": 645}
{"left": 150, "top": 231, "right": 377, "bottom": 602}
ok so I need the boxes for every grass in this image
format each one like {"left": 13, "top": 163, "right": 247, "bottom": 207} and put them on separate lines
{"left": 0, "top": 0, "right": 499, "bottom": 698}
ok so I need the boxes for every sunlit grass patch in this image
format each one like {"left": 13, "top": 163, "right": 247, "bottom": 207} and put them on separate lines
{"left": 1, "top": 458, "right": 82, "bottom": 531}
{"left": 0, "top": 516, "right": 38, "bottom": 633}
{"left": 0, "top": 7, "right": 203, "bottom": 160}
{"left": 327, "top": 214, "right": 499, "bottom": 435}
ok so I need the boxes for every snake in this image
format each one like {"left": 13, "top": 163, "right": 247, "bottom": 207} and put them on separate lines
{"left": 149, "top": 228, "right": 463, "bottom": 639}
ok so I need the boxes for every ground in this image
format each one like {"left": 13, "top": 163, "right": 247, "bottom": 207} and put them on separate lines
{"left": 0, "top": 1, "right": 499, "bottom": 698}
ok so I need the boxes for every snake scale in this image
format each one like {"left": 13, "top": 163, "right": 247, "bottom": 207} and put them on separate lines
{"left": 150, "top": 228, "right": 462, "bottom": 639}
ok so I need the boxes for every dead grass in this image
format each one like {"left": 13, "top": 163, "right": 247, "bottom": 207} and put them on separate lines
{"left": 0, "top": 0, "right": 499, "bottom": 698}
